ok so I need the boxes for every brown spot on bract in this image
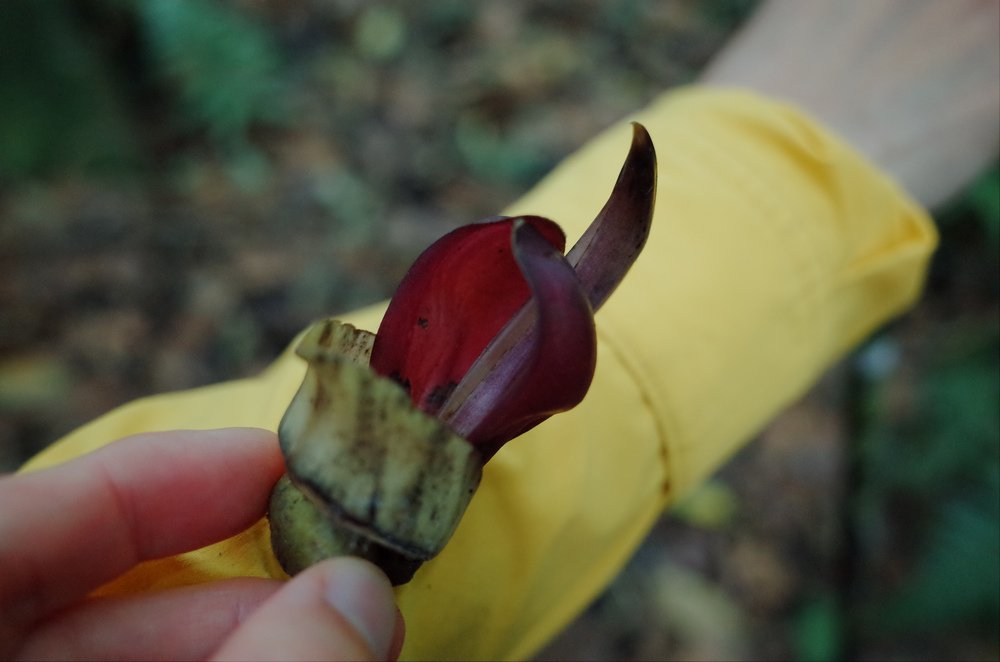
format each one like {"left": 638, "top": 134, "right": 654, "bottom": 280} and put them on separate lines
{"left": 417, "top": 317, "right": 429, "bottom": 329}
{"left": 311, "top": 380, "right": 329, "bottom": 410}
{"left": 318, "top": 320, "right": 334, "bottom": 347}
{"left": 425, "top": 381, "right": 457, "bottom": 410}
{"left": 389, "top": 370, "right": 412, "bottom": 395}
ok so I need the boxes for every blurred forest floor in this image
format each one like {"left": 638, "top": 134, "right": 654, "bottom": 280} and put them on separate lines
{"left": 1, "top": 2, "right": 997, "bottom": 660}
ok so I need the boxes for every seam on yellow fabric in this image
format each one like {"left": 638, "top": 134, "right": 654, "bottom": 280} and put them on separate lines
{"left": 667, "top": 89, "right": 838, "bottom": 306}
{"left": 692, "top": 116, "right": 827, "bottom": 317}
{"left": 594, "top": 323, "right": 673, "bottom": 501}
{"left": 654, "top": 109, "right": 823, "bottom": 452}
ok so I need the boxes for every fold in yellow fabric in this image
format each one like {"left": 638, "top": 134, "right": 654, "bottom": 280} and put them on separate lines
{"left": 21, "top": 87, "right": 936, "bottom": 660}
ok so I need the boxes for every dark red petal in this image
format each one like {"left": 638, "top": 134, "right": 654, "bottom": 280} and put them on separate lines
{"left": 440, "top": 220, "right": 596, "bottom": 458}
{"left": 567, "top": 122, "right": 657, "bottom": 310}
{"left": 370, "top": 216, "right": 565, "bottom": 416}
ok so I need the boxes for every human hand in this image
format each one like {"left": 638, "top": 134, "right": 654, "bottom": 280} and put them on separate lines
{"left": 0, "top": 428, "right": 403, "bottom": 661}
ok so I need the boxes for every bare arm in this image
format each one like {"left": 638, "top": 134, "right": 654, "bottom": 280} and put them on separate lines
{"left": 701, "top": 0, "right": 1000, "bottom": 209}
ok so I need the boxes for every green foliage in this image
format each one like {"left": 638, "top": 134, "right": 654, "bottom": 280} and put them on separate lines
{"left": 138, "top": 0, "right": 286, "bottom": 146}
{"left": 699, "top": 0, "right": 760, "bottom": 30}
{"left": 857, "top": 327, "right": 1000, "bottom": 635}
{"left": 873, "top": 332, "right": 998, "bottom": 493}
{"left": 793, "top": 594, "right": 843, "bottom": 662}
{"left": 454, "top": 113, "right": 552, "bottom": 188}
{"left": 671, "top": 478, "right": 739, "bottom": 529}
{"left": 353, "top": 6, "right": 407, "bottom": 62}
{"left": 0, "top": 1, "right": 135, "bottom": 178}
{"left": 0, "top": 0, "right": 287, "bottom": 180}
{"left": 937, "top": 162, "right": 1000, "bottom": 248}
{"left": 966, "top": 165, "right": 1000, "bottom": 244}
{"left": 878, "top": 485, "right": 999, "bottom": 632}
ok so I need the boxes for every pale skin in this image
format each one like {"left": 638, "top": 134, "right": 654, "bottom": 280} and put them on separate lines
{"left": 702, "top": 0, "right": 1000, "bottom": 209}
{"left": 0, "top": 429, "right": 404, "bottom": 661}
{"left": 3, "top": 1, "right": 998, "bottom": 660}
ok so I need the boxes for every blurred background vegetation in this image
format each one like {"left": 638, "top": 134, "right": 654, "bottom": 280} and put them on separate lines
{"left": 0, "top": 1, "right": 996, "bottom": 659}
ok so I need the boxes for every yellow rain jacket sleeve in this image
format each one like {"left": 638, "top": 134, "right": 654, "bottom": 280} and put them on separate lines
{"left": 21, "top": 87, "right": 936, "bottom": 660}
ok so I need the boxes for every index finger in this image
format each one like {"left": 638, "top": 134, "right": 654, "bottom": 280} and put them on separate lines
{"left": 0, "top": 428, "right": 284, "bottom": 634}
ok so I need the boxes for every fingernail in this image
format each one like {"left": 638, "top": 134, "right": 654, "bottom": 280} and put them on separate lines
{"left": 323, "top": 558, "right": 397, "bottom": 658}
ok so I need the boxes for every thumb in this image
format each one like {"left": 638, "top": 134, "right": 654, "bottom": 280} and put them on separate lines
{"left": 212, "top": 557, "right": 401, "bottom": 661}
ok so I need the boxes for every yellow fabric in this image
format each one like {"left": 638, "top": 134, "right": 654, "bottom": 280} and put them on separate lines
{"left": 21, "top": 87, "right": 936, "bottom": 660}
